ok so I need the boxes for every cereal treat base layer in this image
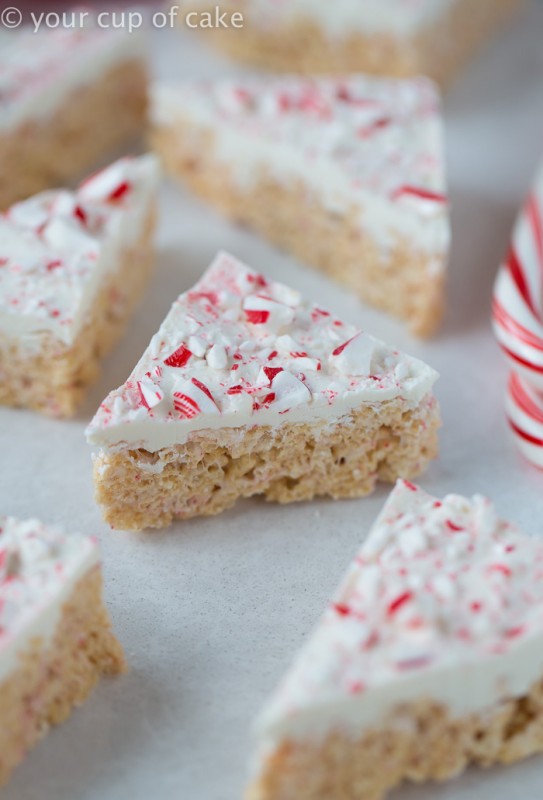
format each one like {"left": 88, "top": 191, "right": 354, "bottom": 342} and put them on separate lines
{"left": 0, "top": 213, "right": 155, "bottom": 417}
{"left": 0, "top": 60, "right": 147, "bottom": 210}
{"left": 152, "top": 126, "right": 444, "bottom": 337}
{"left": 0, "top": 567, "right": 125, "bottom": 787}
{"left": 93, "top": 394, "right": 440, "bottom": 531}
{"left": 182, "top": 0, "right": 522, "bottom": 86}
{"left": 248, "top": 681, "right": 543, "bottom": 800}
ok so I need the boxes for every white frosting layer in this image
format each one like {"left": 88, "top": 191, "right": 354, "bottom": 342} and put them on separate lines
{"left": 0, "top": 516, "right": 99, "bottom": 683}
{"left": 254, "top": 481, "right": 543, "bottom": 752}
{"left": 0, "top": 154, "right": 160, "bottom": 345}
{"left": 86, "top": 252, "right": 438, "bottom": 453}
{"left": 152, "top": 77, "right": 449, "bottom": 255}
{"left": 0, "top": 27, "right": 145, "bottom": 131}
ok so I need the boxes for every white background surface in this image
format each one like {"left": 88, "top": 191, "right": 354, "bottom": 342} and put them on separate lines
{"left": 3, "top": 6, "right": 543, "bottom": 799}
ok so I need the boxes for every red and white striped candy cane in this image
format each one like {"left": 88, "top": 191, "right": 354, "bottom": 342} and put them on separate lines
{"left": 492, "top": 162, "right": 543, "bottom": 467}
{"left": 505, "top": 372, "right": 543, "bottom": 468}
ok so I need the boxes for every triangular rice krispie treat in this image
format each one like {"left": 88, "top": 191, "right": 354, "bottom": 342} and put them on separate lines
{"left": 0, "top": 515, "right": 125, "bottom": 786}
{"left": 86, "top": 252, "right": 439, "bottom": 530}
{"left": 249, "top": 480, "right": 543, "bottom": 800}
{"left": 151, "top": 75, "right": 449, "bottom": 336}
{"left": 0, "top": 154, "right": 159, "bottom": 416}
{"left": 0, "top": 27, "right": 148, "bottom": 209}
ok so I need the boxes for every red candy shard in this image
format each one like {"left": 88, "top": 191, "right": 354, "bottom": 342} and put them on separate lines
{"left": 313, "top": 307, "right": 330, "bottom": 318}
{"left": 392, "top": 185, "right": 447, "bottom": 203}
{"left": 191, "top": 377, "right": 216, "bottom": 405}
{"left": 387, "top": 591, "right": 413, "bottom": 616}
{"left": 247, "top": 272, "right": 268, "bottom": 288}
{"left": 254, "top": 392, "right": 276, "bottom": 410}
{"left": 74, "top": 205, "right": 87, "bottom": 224}
{"left": 358, "top": 117, "right": 391, "bottom": 138}
{"left": 164, "top": 344, "right": 192, "bottom": 368}
{"left": 173, "top": 392, "right": 200, "bottom": 419}
{"left": 263, "top": 366, "right": 284, "bottom": 384}
{"left": 108, "top": 181, "right": 131, "bottom": 202}
{"left": 245, "top": 309, "right": 270, "bottom": 324}
{"left": 137, "top": 382, "right": 150, "bottom": 410}
{"left": 505, "top": 626, "right": 525, "bottom": 638}
{"left": 189, "top": 290, "right": 219, "bottom": 307}
{"left": 332, "top": 334, "right": 358, "bottom": 357}
{"left": 488, "top": 563, "right": 512, "bottom": 577}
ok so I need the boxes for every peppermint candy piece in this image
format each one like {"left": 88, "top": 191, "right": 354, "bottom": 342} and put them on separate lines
{"left": 7, "top": 194, "right": 51, "bottom": 230}
{"left": 173, "top": 377, "right": 220, "bottom": 419}
{"left": 224, "top": 387, "right": 254, "bottom": 416}
{"left": 50, "top": 191, "right": 78, "bottom": 218}
{"left": 80, "top": 159, "right": 134, "bottom": 204}
{"left": 188, "top": 335, "right": 208, "bottom": 358}
{"left": 243, "top": 294, "right": 295, "bottom": 333}
{"left": 42, "top": 216, "right": 99, "bottom": 255}
{"left": 256, "top": 365, "right": 284, "bottom": 386}
{"left": 269, "top": 370, "right": 311, "bottom": 413}
{"left": 138, "top": 377, "right": 164, "bottom": 411}
{"left": 206, "top": 344, "right": 228, "bottom": 370}
{"left": 330, "top": 332, "right": 375, "bottom": 376}
{"left": 164, "top": 344, "right": 193, "bottom": 368}
{"left": 275, "top": 334, "right": 300, "bottom": 352}
{"left": 291, "top": 354, "right": 321, "bottom": 372}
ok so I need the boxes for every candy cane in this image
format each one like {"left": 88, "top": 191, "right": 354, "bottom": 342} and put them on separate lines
{"left": 492, "top": 161, "right": 543, "bottom": 467}
{"left": 505, "top": 372, "right": 543, "bottom": 468}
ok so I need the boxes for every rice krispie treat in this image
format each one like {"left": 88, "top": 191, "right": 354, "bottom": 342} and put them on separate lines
{"left": 0, "top": 516, "right": 125, "bottom": 787}
{"left": 151, "top": 76, "right": 449, "bottom": 336}
{"left": 0, "top": 27, "right": 148, "bottom": 209}
{"left": 86, "top": 252, "right": 440, "bottom": 531}
{"left": 249, "top": 480, "right": 543, "bottom": 800}
{"left": 0, "top": 155, "right": 160, "bottom": 417}
{"left": 179, "top": 0, "right": 522, "bottom": 86}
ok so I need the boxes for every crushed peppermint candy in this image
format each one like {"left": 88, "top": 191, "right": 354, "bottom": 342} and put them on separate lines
{"left": 256, "top": 481, "right": 543, "bottom": 740}
{"left": 86, "top": 252, "right": 438, "bottom": 451}
{"left": 0, "top": 28, "right": 142, "bottom": 131}
{"left": 153, "top": 74, "right": 448, "bottom": 225}
{"left": 0, "top": 155, "right": 159, "bottom": 344}
{"left": 0, "top": 516, "right": 98, "bottom": 679}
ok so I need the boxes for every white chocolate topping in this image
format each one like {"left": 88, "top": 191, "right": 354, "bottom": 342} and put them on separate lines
{"left": 0, "top": 516, "right": 99, "bottom": 682}
{"left": 0, "top": 27, "right": 145, "bottom": 131}
{"left": 87, "top": 252, "right": 438, "bottom": 452}
{"left": 0, "top": 155, "right": 160, "bottom": 345}
{"left": 255, "top": 481, "right": 543, "bottom": 749}
{"left": 152, "top": 75, "right": 449, "bottom": 255}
